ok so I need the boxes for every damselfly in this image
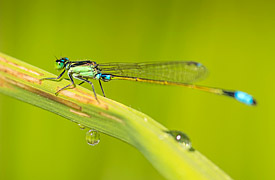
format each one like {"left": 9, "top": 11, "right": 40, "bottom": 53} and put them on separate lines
{"left": 41, "top": 57, "right": 256, "bottom": 105}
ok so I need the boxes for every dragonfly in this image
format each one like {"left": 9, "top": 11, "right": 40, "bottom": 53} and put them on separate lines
{"left": 40, "top": 57, "right": 256, "bottom": 105}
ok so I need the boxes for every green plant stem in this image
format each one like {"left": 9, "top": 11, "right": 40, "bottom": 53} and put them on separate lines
{"left": 0, "top": 52, "right": 232, "bottom": 180}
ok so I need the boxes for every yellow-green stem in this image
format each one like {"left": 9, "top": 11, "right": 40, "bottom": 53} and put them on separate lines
{"left": 0, "top": 52, "right": 231, "bottom": 180}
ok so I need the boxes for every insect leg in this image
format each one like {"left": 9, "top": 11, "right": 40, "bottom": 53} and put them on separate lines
{"left": 74, "top": 76, "right": 98, "bottom": 101}
{"left": 55, "top": 72, "right": 76, "bottom": 95}
{"left": 98, "top": 80, "right": 105, "bottom": 97}
{"left": 77, "top": 78, "right": 89, "bottom": 85}
{"left": 40, "top": 70, "right": 66, "bottom": 81}
{"left": 78, "top": 81, "right": 85, "bottom": 85}
{"left": 64, "top": 77, "right": 84, "bottom": 85}
{"left": 66, "top": 78, "right": 86, "bottom": 86}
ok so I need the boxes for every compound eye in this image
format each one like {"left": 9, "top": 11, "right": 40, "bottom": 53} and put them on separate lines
{"left": 55, "top": 61, "right": 64, "bottom": 70}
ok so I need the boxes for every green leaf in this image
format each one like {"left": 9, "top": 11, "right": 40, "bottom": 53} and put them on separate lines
{"left": 0, "top": 52, "right": 232, "bottom": 180}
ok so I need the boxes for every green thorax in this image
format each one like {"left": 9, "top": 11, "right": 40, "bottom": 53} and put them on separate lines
{"left": 68, "top": 63, "right": 100, "bottom": 78}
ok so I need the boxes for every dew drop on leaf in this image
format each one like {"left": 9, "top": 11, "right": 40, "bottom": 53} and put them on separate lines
{"left": 86, "top": 129, "right": 100, "bottom": 146}
{"left": 78, "top": 124, "right": 86, "bottom": 130}
{"left": 165, "top": 130, "right": 192, "bottom": 150}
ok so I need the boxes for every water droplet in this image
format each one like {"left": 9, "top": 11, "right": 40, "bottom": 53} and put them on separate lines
{"left": 78, "top": 124, "right": 86, "bottom": 130}
{"left": 86, "top": 129, "right": 100, "bottom": 146}
{"left": 165, "top": 130, "right": 192, "bottom": 150}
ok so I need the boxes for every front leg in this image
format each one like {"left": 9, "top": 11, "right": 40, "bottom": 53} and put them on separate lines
{"left": 55, "top": 72, "right": 76, "bottom": 95}
{"left": 40, "top": 70, "right": 66, "bottom": 81}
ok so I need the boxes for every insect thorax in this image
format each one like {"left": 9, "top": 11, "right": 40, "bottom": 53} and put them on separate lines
{"left": 69, "top": 64, "right": 99, "bottom": 79}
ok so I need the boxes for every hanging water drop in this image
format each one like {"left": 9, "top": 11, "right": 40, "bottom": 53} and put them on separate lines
{"left": 165, "top": 130, "right": 192, "bottom": 150}
{"left": 78, "top": 124, "right": 86, "bottom": 130}
{"left": 86, "top": 129, "right": 100, "bottom": 146}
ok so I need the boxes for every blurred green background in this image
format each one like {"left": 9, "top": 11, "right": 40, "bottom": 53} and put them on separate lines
{"left": 0, "top": 0, "right": 274, "bottom": 179}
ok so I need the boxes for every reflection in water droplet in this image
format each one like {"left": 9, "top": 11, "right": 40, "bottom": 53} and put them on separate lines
{"left": 144, "top": 117, "right": 148, "bottom": 122}
{"left": 78, "top": 124, "right": 86, "bottom": 130}
{"left": 165, "top": 130, "right": 192, "bottom": 150}
{"left": 86, "top": 129, "right": 100, "bottom": 146}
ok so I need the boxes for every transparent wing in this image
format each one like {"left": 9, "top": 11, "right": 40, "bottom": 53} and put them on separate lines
{"left": 98, "top": 61, "right": 208, "bottom": 83}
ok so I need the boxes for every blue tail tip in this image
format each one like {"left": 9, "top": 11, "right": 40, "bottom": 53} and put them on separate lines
{"left": 234, "top": 91, "right": 257, "bottom": 106}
